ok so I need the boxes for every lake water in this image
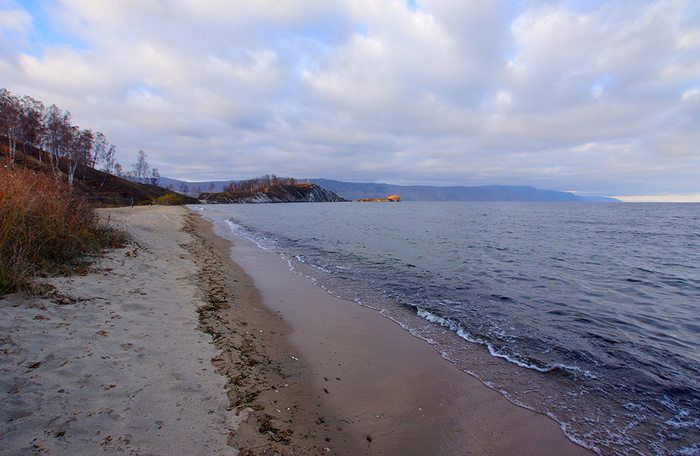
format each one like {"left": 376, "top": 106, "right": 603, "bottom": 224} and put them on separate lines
{"left": 196, "top": 202, "right": 700, "bottom": 455}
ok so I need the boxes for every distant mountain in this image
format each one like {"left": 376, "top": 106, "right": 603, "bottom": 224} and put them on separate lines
{"left": 160, "top": 176, "right": 620, "bottom": 203}
{"left": 159, "top": 177, "right": 230, "bottom": 193}
{"left": 307, "top": 179, "right": 621, "bottom": 203}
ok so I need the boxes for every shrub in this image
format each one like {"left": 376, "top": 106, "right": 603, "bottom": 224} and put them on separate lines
{"left": 155, "top": 193, "right": 185, "bottom": 205}
{"left": 0, "top": 166, "right": 130, "bottom": 294}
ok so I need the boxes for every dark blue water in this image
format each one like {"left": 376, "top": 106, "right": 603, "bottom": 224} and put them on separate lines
{"left": 197, "top": 202, "right": 700, "bottom": 455}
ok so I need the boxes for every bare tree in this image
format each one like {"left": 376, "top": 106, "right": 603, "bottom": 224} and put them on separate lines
{"left": 18, "top": 95, "right": 45, "bottom": 161}
{"left": 149, "top": 168, "right": 161, "bottom": 186}
{"left": 90, "top": 132, "right": 106, "bottom": 168}
{"left": 100, "top": 144, "right": 117, "bottom": 173}
{"left": 208, "top": 182, "right": 215, "bottom": 192}
{"left": 131, "top": 150, "right": 150, "bottom": 183}
{"left": 2, "top": 89, "right": 122, "bottom": 180}
{"left": 43, "top": 105, "right": 74, "bottom": 177}
{"left": 179, "top": 182, "right": 189, "bottom": 194}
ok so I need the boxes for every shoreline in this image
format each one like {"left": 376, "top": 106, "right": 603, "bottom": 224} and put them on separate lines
{"left": 183, "top": 209, "right": 365, "bottom": 455}
{"left": 199, "top": 206, "right": 597, "bottom": 456}
{"left": 1, "top": 206, "right": 596, "bottom": 455}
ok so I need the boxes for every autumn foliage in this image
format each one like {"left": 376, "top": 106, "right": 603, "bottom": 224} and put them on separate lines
{"left": 0, "top": 166, "right": 129, "bottom": 294}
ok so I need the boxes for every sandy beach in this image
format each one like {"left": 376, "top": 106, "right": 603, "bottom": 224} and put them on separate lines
{"left": 1, "top": 206, "right": 595, "bottom": 455}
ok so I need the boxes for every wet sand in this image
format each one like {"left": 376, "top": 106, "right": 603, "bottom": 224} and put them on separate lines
{"left": 1, "top": 206, "right": 596, "bottom": 455}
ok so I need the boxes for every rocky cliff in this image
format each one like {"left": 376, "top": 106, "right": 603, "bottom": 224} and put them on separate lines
{"left": 199, "top": 183, "right": 350, "bottom": 204}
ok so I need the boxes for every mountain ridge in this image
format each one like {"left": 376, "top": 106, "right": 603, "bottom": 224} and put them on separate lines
{"left": 159, "top": 176, "right": 620, "bottom": 202}
{"left": 307, "top": 179, "right": 621, "bottom": 203}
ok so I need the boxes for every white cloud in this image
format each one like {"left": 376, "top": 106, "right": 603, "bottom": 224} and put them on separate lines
{"left": 0, "top": 1, "right": 32, "bottom": 57}
{"left": 0, "top": 0, "right": 698, "bottom": 199}
{"left": 682, "top": 87, "right": 699, "bottom": 100}
{"left": 0, "top": 5, "right": 30, "bottom": 33}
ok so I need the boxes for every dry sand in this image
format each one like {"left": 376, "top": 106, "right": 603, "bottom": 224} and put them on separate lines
{"left": 1, "top": 206, "right": 596, "bottom": 456}
{"left": 1, "top": 206, "right": 236, "bottom": 455}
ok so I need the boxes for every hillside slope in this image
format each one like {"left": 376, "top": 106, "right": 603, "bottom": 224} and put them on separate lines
{"left": 1, "top": 141, "right": 196, "bottom": 207}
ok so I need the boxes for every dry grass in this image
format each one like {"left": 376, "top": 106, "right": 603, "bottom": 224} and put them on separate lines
{"left": 0, "top": 165, "right": 130, "bottom": 294}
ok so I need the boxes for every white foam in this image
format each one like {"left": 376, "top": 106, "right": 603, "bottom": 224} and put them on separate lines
{"left": 311, "top": 264, "right": 332, "bottom": 274}
{"left": 416, "top": 308, "right": 558, "bottom": 373}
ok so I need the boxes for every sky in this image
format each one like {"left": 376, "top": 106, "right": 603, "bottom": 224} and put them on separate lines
{"left": 1, "top": 0, "right": 699, "bottom": 201}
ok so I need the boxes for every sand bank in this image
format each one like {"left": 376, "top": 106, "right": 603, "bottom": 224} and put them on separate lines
{"left": 1, "top": 206, "right": 595, "bottom": 455}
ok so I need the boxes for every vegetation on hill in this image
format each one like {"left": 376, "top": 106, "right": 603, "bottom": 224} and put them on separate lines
{"left": 1, "top": 88, "right": 197, "bottom": 294}
{"left": 1, "top": 87, "right": 125, "bottom": 186}
{"left": 222, "top": 174, "right": 298, "bottom": 193}
{"left": 0, "top": 88, "right": 182, "bottom": 190}
{"left": 1, "top": 139, "right": 197, "bottom": 207}
{"left": 0, "top": 135, "right": 196, "bottom": 294}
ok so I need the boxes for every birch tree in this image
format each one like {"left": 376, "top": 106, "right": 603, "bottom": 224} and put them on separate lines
{"left": 44, "top": 105, "right": 74, "bottom": 176}
{"left": 99, "top": 144, "right": 117, "bottom": 188}
{"left": 131, "top": 150, "right": 150, "bottom": 183}
{"left": 66, "top": 129, "right": 93, "bottom": 187}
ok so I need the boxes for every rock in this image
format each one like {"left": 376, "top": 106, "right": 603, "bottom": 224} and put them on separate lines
{"left": 357, "top": 195, "right": 401, "bottom": 202}
{"left": 199, "top": 183, "right": 350, "bottom": 204}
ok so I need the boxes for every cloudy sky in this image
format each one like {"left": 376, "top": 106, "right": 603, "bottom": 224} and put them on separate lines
{"left": 1, "top": 0, "right": 699, "bottom": 200}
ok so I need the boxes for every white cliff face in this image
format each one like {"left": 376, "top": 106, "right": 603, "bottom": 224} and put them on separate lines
{"left": 200, "top": 183, "right": 350, "bottom": 204}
